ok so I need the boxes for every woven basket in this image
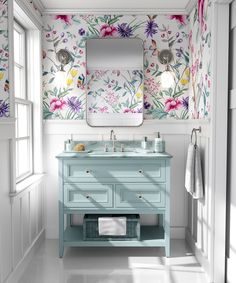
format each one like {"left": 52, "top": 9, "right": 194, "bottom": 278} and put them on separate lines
{"left": 83, "top": 214, "right": 140, "bottom": 241}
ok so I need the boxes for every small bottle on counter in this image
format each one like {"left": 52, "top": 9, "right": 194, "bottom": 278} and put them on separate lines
{"left": 141, "top": 136, "right": 148, "bottom": 150}
{"left": 154, "top": 132, "right": 165, "bottom": 153}
{"left": 65, "top": 139, "right": 72, "bottom": 151}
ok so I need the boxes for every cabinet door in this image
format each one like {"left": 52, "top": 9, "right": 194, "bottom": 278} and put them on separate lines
{"left": 115, "top": 183, "right": 166, "bottom": 208}
{"left": 64, "top": 184, "right": 113, "bottom": 208}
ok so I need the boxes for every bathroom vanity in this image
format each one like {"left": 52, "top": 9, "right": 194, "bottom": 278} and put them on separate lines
{"left": 56, "top": 147, "right": 172, "bottom": 257}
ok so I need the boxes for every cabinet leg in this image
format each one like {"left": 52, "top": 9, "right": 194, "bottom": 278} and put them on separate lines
{"left": 165, "top": 244, "right": 170, "bottom": 257}
{"left": 59, "top": 200, "right": 64, "bottom": 258}
{"left": 59, "top": 243, "right": 64, "bottom": 258}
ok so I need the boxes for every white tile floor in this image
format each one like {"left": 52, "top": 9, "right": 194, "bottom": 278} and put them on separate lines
{"left": 16, "top": 239, "right": 208, "bottom": 283}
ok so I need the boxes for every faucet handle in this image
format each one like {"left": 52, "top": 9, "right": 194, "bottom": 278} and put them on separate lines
{"left": 120, "top": 144, "right": 124, "bottom": 152}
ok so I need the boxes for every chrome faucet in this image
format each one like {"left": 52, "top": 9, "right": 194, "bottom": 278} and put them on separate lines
{"left": 110, "top": 130, "right": 116, "bottom": 152}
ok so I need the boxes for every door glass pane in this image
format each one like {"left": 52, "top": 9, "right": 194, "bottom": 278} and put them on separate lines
{"left": 17, "top": 104, "right": 29, "bottom": 138}
{"left": 18, "top": 139, "right": 29, "bottom": 176}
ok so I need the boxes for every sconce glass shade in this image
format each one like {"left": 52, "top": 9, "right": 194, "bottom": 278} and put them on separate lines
{"left": 56, "top": 70, "right": 67, "bottom": 88}
{"left": 160, "top": 66, "right": 175, "bottom": 89}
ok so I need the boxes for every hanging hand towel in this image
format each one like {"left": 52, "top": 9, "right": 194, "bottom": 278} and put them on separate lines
{"left": 185, "top": 143, "right": 195, "bottom": 195}
{"left": 185, "top": 143, "right": 204, "bottom": 199}
{"left": 193, "top": 144, "right": 203, "bottom": 199}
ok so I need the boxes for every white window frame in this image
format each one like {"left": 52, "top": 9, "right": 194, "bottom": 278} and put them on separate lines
{"left": 15, "top": 99, "right": 33, "bottom": 182}
{"left": 14, "top": 20, "right": 33, "bottom": 183}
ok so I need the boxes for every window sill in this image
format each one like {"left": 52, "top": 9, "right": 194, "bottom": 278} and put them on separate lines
{"left": 10, "top": 173, "right": 45, "bottom": 198}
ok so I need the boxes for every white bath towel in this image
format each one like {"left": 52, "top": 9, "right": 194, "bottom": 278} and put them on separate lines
{"left": 98, "top": 217, "right": 127, "bottom": 236}
{"left": 185, "top": 143, "right": 204, "bottom": 199}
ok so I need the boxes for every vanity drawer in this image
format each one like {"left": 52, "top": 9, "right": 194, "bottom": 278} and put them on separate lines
{"left": 63, "top": 160, "right": 166, "bottom": 182}
{"left": 64, "top": 184, "right": 113, "bottom": 208}
{"left": 115, "top": 183, "right": 166, "bottom": 209}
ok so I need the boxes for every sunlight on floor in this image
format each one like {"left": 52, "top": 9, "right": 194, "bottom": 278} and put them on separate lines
{"left": 15, "top": 239, "right": 208, "bottom": 283}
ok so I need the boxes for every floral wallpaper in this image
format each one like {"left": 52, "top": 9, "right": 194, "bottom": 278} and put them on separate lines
{"left": 0, "top": 0, "right": 9, "bottom": 118}
{"left": 42, "top": 14, "right": 190, "bottom": 120}
{"left": 188, "top": 0, "right": 212, "bottom": 119}
{"left": 87, "top": 69, "right": 143, "bottom": 114}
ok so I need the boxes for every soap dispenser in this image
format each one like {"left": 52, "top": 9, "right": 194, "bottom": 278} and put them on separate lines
{"left": 141, "top": 136, "right": 148, "bottom": 150}
{"left": 154, "top": 132, "right": 165, "bottom": 153}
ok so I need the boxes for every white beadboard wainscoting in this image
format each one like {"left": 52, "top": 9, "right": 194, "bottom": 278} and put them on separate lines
{"left": 0, "top": 122, "right": 45, "bottom": 283}
{"left": 43, "top": 119, "right": 211, "bottom": 248}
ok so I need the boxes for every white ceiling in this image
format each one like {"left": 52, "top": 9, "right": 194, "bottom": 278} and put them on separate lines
{"left": 39, "top": 0, "right": 194, "bottom": 12}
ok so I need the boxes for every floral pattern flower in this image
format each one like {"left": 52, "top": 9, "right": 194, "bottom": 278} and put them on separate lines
{"left": 117, "top": 23, "right": 133, "bottom": 37}
{"left": 198, "top": 0, "right": 205, "bottom": 31}
{"left": 67, "top": 96, "right": 82, "bottom": 113}
{"left": 145, "top": 19, "right": 158, "bottom": 38}
{"left": 100, "top": 24, "right": 118, "bottom": 37}
{"left": 169, "top": 15, "right": 186, "bottom": 25}
{"left": 0, "top": 99, "right": 9, "bottom": 117}
{"left": 165, "top": 98, "right": 182, "bottom": 112}
{"left": 55, "top": 15, "right": 71, "bottom": 25}
{"left": 50, "top": 97, "right": 67, "bottom": 112}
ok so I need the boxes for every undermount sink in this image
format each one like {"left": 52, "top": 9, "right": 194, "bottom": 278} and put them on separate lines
{"left": 89, "top": 151, "right": 136, "bottom": 157}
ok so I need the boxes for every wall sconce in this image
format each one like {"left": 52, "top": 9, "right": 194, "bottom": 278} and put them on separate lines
{"left": 158, "top": 49, "right": 175, "bottom": 89}
{"left": 56, "top": 49, "right": 73, "bottom": 87}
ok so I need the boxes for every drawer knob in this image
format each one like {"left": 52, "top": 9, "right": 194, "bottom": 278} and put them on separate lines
{"left": 86, "top": 195, "right": 90, "bottom": 199}
{"left": 139, "top": 170, "right": 143, "bottom": 174}
{"left": 86, "top": 170, "right": 91, "bottom": 174}
{"left": 138, "top": 195, "right": 142, "bottom": 199}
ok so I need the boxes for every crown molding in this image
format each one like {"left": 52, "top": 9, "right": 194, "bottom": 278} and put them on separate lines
{"left": 42, "top": 8, "right": 188, "bottom": 15}
{"left": 185, "top": 0, "right": 197, "bottom": 14}
{"left": 32, "top": 0, "right": 45, "bottom": 13}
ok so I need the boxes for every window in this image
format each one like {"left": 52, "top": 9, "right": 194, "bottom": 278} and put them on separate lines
{"left": 14, "top": 21, "right": 33, "bottom": 182}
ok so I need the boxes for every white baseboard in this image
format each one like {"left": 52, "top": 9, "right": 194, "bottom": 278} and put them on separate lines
{"left": 5, "top": 229, "right": 45, "bottom": 283}
{"left": 186, "top": 228, "right": 211, "bottom": 282}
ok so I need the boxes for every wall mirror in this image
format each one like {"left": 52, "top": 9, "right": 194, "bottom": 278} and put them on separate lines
{"left": 86, "top": 38, "right": 144, "bottom": 127}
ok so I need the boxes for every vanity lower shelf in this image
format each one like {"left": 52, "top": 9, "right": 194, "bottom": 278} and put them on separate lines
{"left": 64, "top": 225, "right": 165, "bottom": 247}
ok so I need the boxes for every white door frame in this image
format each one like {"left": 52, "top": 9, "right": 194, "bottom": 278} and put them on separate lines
{"left": 210, "top": 1, "right": 231, "bottom": 282}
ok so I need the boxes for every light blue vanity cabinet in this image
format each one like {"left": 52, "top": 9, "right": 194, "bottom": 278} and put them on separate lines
{"left": 56, "top": 152, "right": 172, "bottom": 257}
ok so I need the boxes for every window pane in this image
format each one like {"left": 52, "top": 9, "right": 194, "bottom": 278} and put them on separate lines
{"left": 17, "top": 104, "right": 29, "bottom": 138}
{"left": 16, "top": 141, "right": 19, "bottom": 177}
{"left": 14, "top": 65, "right": 25, "bottom": 99}
{"left": 15, "top": 103, "right": 18, "bottom": 137}
{"left": 17, "top": 139, "right": 30, "bottom": 177}
{"left": 14, "top": 29, "right": 21, "bottom": 65}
